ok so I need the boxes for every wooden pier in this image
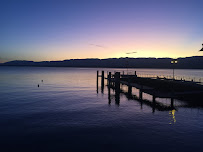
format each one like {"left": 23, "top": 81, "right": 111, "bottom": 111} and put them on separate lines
{"left": 97, "top": 70, "right": 203, "bottom": 109}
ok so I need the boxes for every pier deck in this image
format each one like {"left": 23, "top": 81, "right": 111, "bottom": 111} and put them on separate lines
{"left": 97, "top": 70, "right": 203, "bottom": 106}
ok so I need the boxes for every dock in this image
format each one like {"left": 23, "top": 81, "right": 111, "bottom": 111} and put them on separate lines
{"left": 97, "top": 70, "right": 203, "bottom": 110}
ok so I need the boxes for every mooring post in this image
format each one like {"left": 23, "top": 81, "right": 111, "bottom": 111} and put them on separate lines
{"left": 139, "top": 90, "right": 143, "bottom": 100}
{"left": 127, "top": 73, "right": 132, "bottom": 95}
{"left": 108, "top": 84, "right": 111, "bottom": 105}
{"left": 171, "top": 98, "right": 174, "bottom": 108}
{"left": 153, "top": 95, "right": 156, "bottom": 103}
{"left": 115, "top": 72, "right": 120, "bottom": 92}
{"left": 115, "top": 72, "right": 120, "bottom": 106}
{"left": 101, "top": 86, "right": 104, "bottom": 94}
{"left": 97, "top": 70, "right": 99, "bottom": 82}
{"left": 135, "top": 71, "right": 137, "bottom": 77}
{"left": 101, "top": 71, "right": 104, "bottom": 87}
{"left": 128, "top": 86, "right": 132, "bottom": 95}
{"left": 108, "top": 72, "right": 111, "bottom": 86}
{"left": 115, "top": 91, "right": 120, "bottom": 106}
{"left": 96, "top": 71, "right": 99, "bottom": 93}
{"left": 139, "top": 85, "right": 143, "bottom": 100}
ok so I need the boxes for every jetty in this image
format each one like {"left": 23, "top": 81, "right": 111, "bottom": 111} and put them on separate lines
{"left": 97, "top": 71, "right": 203, "bottom": 109}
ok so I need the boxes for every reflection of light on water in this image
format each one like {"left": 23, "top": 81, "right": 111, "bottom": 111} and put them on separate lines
{"left": 169, "top": 109, "right": 176, "bottom": 125}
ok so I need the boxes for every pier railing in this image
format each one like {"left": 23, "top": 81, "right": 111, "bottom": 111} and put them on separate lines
{"left": 137, "top": 74, "right": 202, "bottom": 83}
{"left": 105, "top": 70, "right": 203, "bottom": 85}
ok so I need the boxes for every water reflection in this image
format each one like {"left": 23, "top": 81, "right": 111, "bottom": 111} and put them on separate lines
{"left": 97, "top": 78, "right": 179, "bottom": 124}
{"left": 108, "top": 86, "right": 111, "bottom": 105}
{"left": 169, "top": 109, "right": 176, "bottom": 124}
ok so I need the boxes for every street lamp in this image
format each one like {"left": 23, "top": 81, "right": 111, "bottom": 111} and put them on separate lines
{"left": 199, "top": 43, "right": 203, "bottom": 51}
{"left": 171, "top": 59, "right": 178, "bottom": 80}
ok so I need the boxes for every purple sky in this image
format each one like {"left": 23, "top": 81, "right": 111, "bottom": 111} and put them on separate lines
{"left": 1, "top": 0, "right": 203, "bottom": 62}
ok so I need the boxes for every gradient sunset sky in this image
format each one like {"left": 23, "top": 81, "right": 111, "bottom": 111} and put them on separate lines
{"left": 1, "top": 0, "right": 203, "bottom": 63}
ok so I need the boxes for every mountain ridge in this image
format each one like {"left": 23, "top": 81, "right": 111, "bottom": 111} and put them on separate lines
{"left": 1, "top": 56, "right": 203, "bottom": 69}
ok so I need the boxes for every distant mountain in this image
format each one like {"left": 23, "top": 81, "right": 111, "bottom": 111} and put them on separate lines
{"left": 1, "top": 56, "right": 203, "bottom": 69}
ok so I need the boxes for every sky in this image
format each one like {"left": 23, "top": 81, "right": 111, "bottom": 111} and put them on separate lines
{"left": 0, "top": 0, "right": 203, "bottom": 63}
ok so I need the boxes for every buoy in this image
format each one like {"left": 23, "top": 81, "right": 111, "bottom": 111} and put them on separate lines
{"left": 38, "top": 84, "right": 39, "bottom": 87}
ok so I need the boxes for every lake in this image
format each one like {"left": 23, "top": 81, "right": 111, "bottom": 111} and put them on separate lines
{"left": 0, "top": 66, "right": 202, "bottom": 152}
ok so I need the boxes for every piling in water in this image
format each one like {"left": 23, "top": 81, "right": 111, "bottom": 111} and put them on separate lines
{"left": 101, "top": 71, "right": 104, "bottom": 87}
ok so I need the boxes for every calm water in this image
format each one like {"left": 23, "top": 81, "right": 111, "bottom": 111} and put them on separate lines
{"left": 0, "top": 66, "right": 203, "bottom": 152}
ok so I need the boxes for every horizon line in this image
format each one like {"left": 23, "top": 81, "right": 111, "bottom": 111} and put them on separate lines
{"left": 1, "top": 55, "right": 203, "bottom": 64}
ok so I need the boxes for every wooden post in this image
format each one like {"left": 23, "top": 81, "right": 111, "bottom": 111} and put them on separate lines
{"left": 101, "top": 71, "right": 104, "bottom": 88}
{"left": 108, "top": 84, "right": 111, "bottom": 105}
{"left": 153, "top": 95, "right": 156, "bottom": 103}
{"left": 171, "top": 98, "right": 174, "bottom": 108}
{"left": 139, "top": 89, "right": 143, "bottom": 100}
{"left": 101, "top": 86, "right": 104, "bottom": 94}
{"left": 114, "top": 72, "right": 120, "bottom": 106}
{"left": 128, "top": 73, "right": 132, "bottom": 95}
{"left": 97, "top": 71, "right": 99, "bottom": 93}
{"left": 139, "top": 85, "right": 143, "bottom": 100}
{"left": 115, "top": 91, "right": 120, "bottom": 106}
{"left": 108, "top": 72, "right": 111, "bottom": 86}
{"left": 128, "top": 86, "right": 132, "bottom": 95}
{"left": 152, "top": 94, "right": 156, "bottom": 113}
{"left": 115, "top": 72, "right": 120, "bottom": 92}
